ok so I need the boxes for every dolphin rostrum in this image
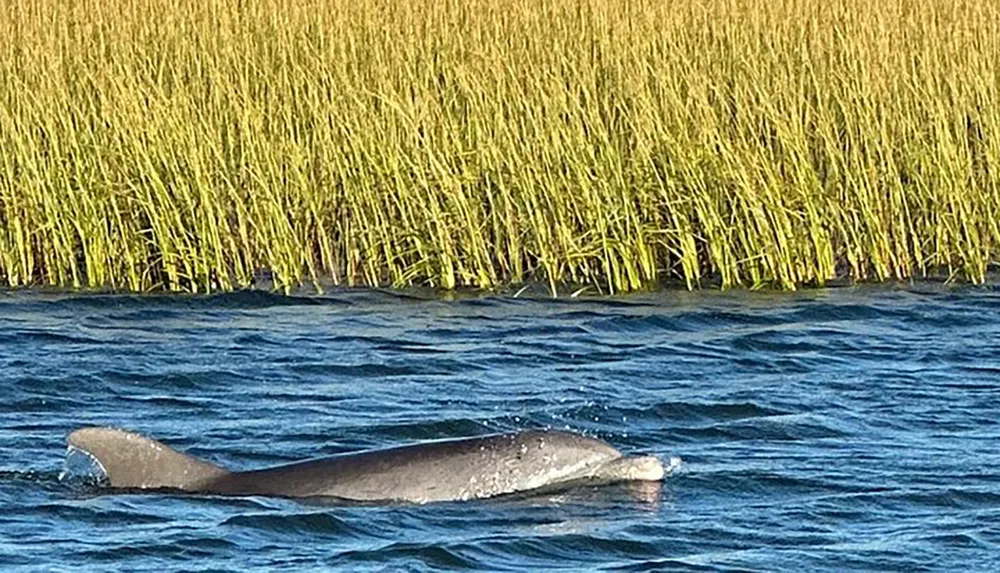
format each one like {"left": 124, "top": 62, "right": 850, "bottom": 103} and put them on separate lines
{"left": 66, "top": 427, "right": 672, "bottom": 503}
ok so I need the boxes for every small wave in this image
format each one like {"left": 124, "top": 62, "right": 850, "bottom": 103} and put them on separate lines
{"left": 288, "top": 362, "right": 426, "bottom": 378}
{"left": 120, "top": 395, "right": 219, "bottom": 409}
{"left": 665, "top": 418, "right": 847, "bottom": 443}
{"left": 221, "top": 512, "right": 356, "bottom": 536}
{"left": 654, "top": 401, "right": 789, "bottom": 422}
{"left": 556, "top": 401, "right": 789, "bottom": 429}
{"left": 786, "top": 302, "right": 909, "bottom": 323}
{"left": 358, "top": 418, "right": 493, "bottom": 442}
{"left": 0, "top": 396, "right": 77, "bottom": 415}
{"left": 729, "top": 331, "right": 828, "bottom": 354}
{"left": 0, "top": 329, "right": 99, "bottom": 346}
{"left": 637, "top": 341, "right": 730, "bottom": 361}
{"left": 682, "top": 469, "right": 877, "bottom": 499}
{"left": 584, "top": 314, "right": 691, "bottom": 334}
{"left": 0, "top": 469, "right": 64, "bottom": 486}
{"left": 421, "top": 323, "right": 589, "bottom": 342}
{"left": 99, "top": 370, "right": 237, "bottom": 391}
{"left": 447, "top": 534, "right": 662, "bottom": 570}
{"left": 200, "top": 291, "right": 350, "bottom": 309}
{"left": 336, "top": 542, "right": 479, "bottom": 569}
{"left": 33, "top": 504, "right": 168, "bottom": 527}
{"left": 231, "top": 333, "right": 286, "bottom": 347}
{"left": 76, "top": 536, "right": 238, "bottom": 562}
{"left": 551, "top": 309, "right": 612, "bottom": 321}
{"left": 609, "top": 559, "right": 731, "bottom": 572}
{"left": 374, "top": 343, "right": 448, "bottom": 355}
{"left": 860, "top": 488, "right": 1000, "bottom": 510}
{"left": 916, "top": 532, "right": 995, "bottom": 548}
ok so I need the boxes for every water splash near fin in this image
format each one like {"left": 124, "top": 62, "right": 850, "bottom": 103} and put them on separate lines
{"left": 61, "top": 445, "right": 110, "bottom": 486}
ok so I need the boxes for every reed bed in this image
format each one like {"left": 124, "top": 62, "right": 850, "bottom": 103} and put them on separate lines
{"left": 1, "top": 0, "right": 998, "bottom": 293}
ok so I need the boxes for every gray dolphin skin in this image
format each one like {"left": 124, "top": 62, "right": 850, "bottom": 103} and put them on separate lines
{"left": 66, "top": 427, "right": 669, "bottom": 504}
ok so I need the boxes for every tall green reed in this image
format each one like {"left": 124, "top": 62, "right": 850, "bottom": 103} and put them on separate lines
{"left": 0, "top": 0, "right": 997, "bottom": 293}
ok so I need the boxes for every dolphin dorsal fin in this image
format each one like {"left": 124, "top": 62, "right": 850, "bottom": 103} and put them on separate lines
{"left": 67, "top": 427, "right": 230, "bottom": 491}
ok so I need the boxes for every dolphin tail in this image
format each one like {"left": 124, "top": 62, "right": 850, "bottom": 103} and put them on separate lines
{"left": 67, "top": 427, "right": 230, "bottom": 491}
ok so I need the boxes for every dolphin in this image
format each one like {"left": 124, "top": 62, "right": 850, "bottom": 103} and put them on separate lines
{"left": 66, "top": 427, "right": 671, "bottom": 504}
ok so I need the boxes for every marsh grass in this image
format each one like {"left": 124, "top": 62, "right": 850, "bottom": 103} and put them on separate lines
{"left": 1, "top": 0, "right": 998, "bottom": 293}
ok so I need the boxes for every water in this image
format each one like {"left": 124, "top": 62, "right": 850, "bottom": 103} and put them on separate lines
{"left": 1, "top": 284, "right": 998, "bottom": 571}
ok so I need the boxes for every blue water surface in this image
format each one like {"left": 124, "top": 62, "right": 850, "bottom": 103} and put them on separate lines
{"left": 1, "top": 284, "right": 998, "bottom": 571}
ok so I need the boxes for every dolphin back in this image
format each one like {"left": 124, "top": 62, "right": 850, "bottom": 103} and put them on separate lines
{"left": 65, "top": 427, "right": 670, "bottom": 502}
{"left": 211, "top": 430, "right": 648, "bottom": 502}
{"left": 67, "top": 427, "right": 230, "bottom": 491}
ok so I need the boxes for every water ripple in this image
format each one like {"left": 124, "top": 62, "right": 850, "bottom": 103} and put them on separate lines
{"left": 1, "top": 285, "right": 998, "bottom": 571}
